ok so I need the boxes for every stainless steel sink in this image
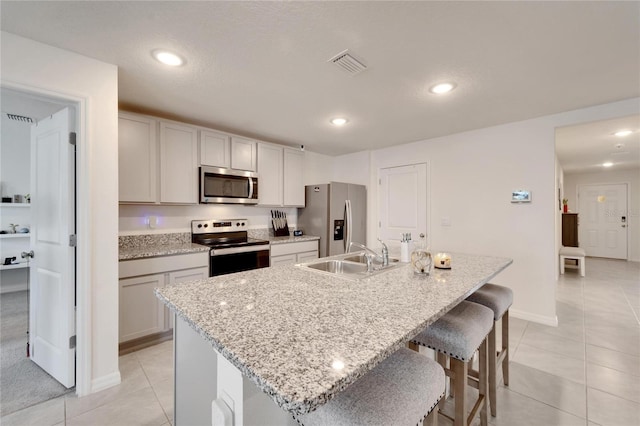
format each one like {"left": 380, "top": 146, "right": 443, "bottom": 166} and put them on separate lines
{"left": 300, "top": 252, "right": 402, "bottom": 279}
{"left": 306, "top": 260, "right": 368, "bottom": 274}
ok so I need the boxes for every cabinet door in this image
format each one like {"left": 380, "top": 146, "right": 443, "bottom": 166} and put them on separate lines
{"left": 257, "top": 143, "right": 283, "bottom": 206}
{"left": 297, "top": 250, "right": 319, "bottom": 263}
{"left": 160, "top": 121, "right": 198, "bottom": 203}
{"left": 119, "top": 273, "right": 166, "bottom": 343}
{"left": 166, "top": 266, "right": 209, "bottom": 329}
{"left": 283, "top": 148, "right": 305, "bottom": 207}
{"left": 231, "top": 136, "right": 257, "bottom": 171}
{"left": 200, "top": 130, "right": 230, "bottom": 168}
{"left": 119, "top": 113, "right": 157, "bottom": 203}
{"left": 270, "top": 254, "right": 297, "bottom": 267}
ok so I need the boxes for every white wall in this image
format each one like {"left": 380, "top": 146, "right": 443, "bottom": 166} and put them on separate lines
{"left": 2, "top": 31, "right": 119, "bottom": 395}
{"left": 0, "top": 115, "right": 30, "bottom": 199}
{"left": 564, "top": 168, "right": 640, "bottom": 261}
{"left": 332, "top": 98, "right": 640, "bottom": 326}
{"left": 302, "top": 150, "right": 333, "bottom": 185}
{"left": 119, "top": 204, "right": 298, "bottom": 233}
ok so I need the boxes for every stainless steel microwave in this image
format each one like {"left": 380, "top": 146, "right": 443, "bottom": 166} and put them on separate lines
{"left": 200, "top": 166, "right": 259, "bottom": 204}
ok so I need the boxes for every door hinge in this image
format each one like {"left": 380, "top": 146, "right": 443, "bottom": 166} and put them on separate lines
{"left": 69, "top": 335, "right": 76, "bottom": 349}
{"left": 69, "top": 132, "right": 77, "bottom": 146}
{"left": 69, "top": 234, "right": 77, "bottom": 247}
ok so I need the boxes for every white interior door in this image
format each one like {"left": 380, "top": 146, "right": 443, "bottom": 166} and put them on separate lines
{"left": 578, "top": 183, "right": 628, "bottom": 259}
{"left": 379, "top": 163, "right": 427, "bottom": 243}
{"left": 29, "top": 107, "right": 76, "bottom": 388}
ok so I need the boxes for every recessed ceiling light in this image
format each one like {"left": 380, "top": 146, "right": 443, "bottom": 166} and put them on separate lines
{"left": 429, "top": 82, "right": 456, "bottom": 94}
{"left": 330, "top": 117, "right": 348, "bottom": 126}
{"left": 152, "top": 49, "right": 185, "bottom": 66}
{"left": 602, "top": 162, "right": 613, "bottom": 167}
{"left": 614, "top": 130, "right": 633, "bottom": 137}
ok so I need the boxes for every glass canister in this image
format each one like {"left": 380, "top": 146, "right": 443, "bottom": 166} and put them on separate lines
{"left": 411, "top": 234, "right": 432, "bottom": 275}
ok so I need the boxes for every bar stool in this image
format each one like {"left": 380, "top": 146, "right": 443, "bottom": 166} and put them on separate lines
{"left": 295, "top": 347, "right": 445, "bottom": 426}
{"left": 466, "top": 283, "right": 513, "bottom": 417}
{"left": 410, "top": 301, "right": 494, "bottom": 426}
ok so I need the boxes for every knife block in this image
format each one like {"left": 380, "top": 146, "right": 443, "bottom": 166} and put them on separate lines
{"left": 272, "top": 222, "right": 290, "bottom": 237}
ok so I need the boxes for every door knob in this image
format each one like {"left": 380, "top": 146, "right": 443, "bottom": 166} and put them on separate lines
{"left": 21, "top": 251, "right": 34, "bottom": 259}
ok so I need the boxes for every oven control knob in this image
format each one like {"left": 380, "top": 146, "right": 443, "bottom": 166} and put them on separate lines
{"left": 204, "top": 224, "right": 208, "bottom": 228}
{"left": 242, "top": 222, "right": 245, "bottom": 226}
{"left": 197, "top": 224, "right": 202, "bottom": 228}
{"left": 236, "top": 222, "right": 240, "bottom": 227}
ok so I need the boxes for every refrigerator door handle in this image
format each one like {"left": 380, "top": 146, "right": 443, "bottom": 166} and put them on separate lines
{"left": 344, "top": 199, "right": 353, "bottom": 252}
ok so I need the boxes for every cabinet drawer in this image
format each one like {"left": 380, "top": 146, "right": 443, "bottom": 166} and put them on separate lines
{"left": 270, "top": 240, "right": 318, "bottom": 257}
{"left": 119, "top": 252, "right": 209, "bottom": 278}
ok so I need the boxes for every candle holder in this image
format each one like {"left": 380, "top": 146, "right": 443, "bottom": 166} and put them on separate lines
{"left": 434, "top": 253, "right": 452, "bottom": 269}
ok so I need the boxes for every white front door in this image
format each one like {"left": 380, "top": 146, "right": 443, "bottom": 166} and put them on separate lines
{"left": 29, "top": 107, "right": 76, "bottom": 388}
{"left": 378, "top": 163, "right": 428, "bottom": 243}
{"left": 578, "top": 183, "right": 628, "bottom": 260}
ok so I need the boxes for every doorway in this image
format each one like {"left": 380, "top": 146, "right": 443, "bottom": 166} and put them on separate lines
{"left": 0, "top": 88, "right": 77, "bottom": 415}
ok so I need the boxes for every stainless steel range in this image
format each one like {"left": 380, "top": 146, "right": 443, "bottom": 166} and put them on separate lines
{"left": 191, "top": 219, "right": 270, "bottom": 277}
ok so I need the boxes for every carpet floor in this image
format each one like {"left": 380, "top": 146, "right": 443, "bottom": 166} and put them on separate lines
{"left": 0, "top": 290, "right": 72, "bottom": 416}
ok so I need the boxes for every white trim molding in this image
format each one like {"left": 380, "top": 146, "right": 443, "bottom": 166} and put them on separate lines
{"left": 510, "top": 308, "right": 558, "bottom": 327}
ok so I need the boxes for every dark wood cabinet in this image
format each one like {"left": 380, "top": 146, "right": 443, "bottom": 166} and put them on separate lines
{"left": 562, "top": 213, "right": 579, "bottom": 247}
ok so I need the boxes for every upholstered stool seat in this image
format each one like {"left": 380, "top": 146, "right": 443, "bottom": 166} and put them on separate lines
{"left": 296, "top": 347, "right": 445, "bottom": 426}
{"left": 411, "top": 301, "right": 494, "bottom": 426}
{"left": 466, "top": 283, "right": 513, "bottom": 417}
{"left": 559, "top": 246, "right": 586, "bottom": 277}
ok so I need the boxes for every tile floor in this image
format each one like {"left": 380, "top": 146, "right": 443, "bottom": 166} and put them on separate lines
{"left": 1, "top": 257, "right": 638, "bottom": 426}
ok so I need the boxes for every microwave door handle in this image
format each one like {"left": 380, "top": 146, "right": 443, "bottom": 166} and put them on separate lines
{"left": 248, "top": 177, "right": 254, "bottom": 199}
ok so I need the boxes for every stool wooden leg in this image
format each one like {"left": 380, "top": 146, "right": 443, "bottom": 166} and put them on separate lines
{"left": 488, "top": 324, "right": 497, "bottom": 417}
{"left": 478, "top": 339, "right": 488, "bottom": 426}
{"left": 408, "top": 341, "right": 420, "bottom": 352}
{"left": 502, "top": 311, "right": 510, "bottom": 386}
{"left": 451, "top": 358, "right": 467, "bottom": 426}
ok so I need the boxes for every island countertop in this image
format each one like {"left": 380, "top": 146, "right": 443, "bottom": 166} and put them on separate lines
{"left": 155, "top": 252, "right": 512, "bottom": 415}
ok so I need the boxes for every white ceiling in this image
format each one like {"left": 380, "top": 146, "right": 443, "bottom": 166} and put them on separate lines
{"left": 556, "top": 114, "right": 640, "bottom": 174}
{"left": 1, "top": 1, "right": 639, "bottom": 166}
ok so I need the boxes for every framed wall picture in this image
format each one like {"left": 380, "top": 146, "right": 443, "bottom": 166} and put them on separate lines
{"left": 511, "top": 189, "right": 531, "bottom": 203}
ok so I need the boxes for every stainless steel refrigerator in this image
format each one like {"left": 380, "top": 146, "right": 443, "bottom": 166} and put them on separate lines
{"left": 297, "top": 182, "right": 366, "bottom": 258}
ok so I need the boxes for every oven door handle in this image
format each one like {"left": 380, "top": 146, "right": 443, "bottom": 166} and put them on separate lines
{"left": 211, "top": 245, "right": 270, "bottom": 256}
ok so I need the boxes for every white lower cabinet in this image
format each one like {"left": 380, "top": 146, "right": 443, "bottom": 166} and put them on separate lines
{"left": 119, "top": 252, "right": 208, "bottom": 343}
{"left": 270, "top": 240, "right": 319, "bottom": 267}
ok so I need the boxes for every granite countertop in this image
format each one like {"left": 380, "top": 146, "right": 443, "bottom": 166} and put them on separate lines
{"left": 267, "top": 234, "right": 320, "bottom": 245}
{"left": 155, "top": 252, "right": 512, "bottom": 415}
{"left": 119, "top": 243, "right": 210, "bottom": 261}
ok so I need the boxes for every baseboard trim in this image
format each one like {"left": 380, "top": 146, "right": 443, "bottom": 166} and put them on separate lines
{"left": 118, "top": 330, "right": 173, "bottom": 356}
{"left": 90, "top": 371, "right": 121, "bottom": 394}
{"left": 510, "top": 309, "right": 558, "bottom": 327}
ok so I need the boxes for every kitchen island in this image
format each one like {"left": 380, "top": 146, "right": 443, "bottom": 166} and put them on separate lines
{"left": 156, "top": 252, "right": 512, "bottom": 425}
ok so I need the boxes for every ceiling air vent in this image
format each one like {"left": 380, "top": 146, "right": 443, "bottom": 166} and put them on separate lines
{"left": 328, "top": 50, "right": 367, "bottom": 75}
{"left": 5, "top": 113, "right": 33, "bottom": 123}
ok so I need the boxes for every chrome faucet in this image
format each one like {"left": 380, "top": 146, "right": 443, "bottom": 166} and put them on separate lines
{"left": 348, "top": 240, "right": 389, "bottom": 270}
{"left": 378, "top": 238, "right": 389, "bottom": 267}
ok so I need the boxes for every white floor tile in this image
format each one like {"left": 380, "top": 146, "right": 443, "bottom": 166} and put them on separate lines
{"left": 587, "top": 387, "right": 640, "bottom": 426}
{"left": 0, "top": 395, "right": 65, "bottom": 426}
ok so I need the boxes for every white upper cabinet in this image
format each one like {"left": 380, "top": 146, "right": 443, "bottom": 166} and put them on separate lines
{"left": 231, "top": 136, "right": 257, "bottom": 172}
{"left": 160, "top": 121, "right": 198, "bottom": 204}
{"left": 283, "top": 148, "right": 305, "bottom": 207}
{"left": 257, "top": 143, "right": 283, "bottom": 206}
{"left": 199, "top": 130, "right": 230, "bottom": 168}
{"left": 118, "top": 112, "right": 157, "bottom": 203}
